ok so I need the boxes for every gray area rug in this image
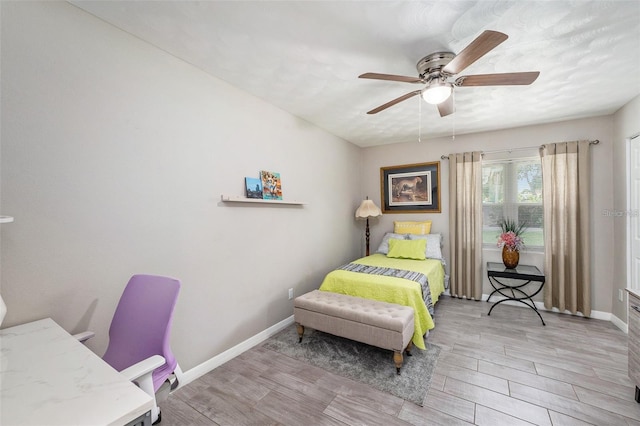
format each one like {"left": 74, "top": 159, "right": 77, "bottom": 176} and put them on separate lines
{"left": 262, "top": 324, "right": 441, "bottom": 406}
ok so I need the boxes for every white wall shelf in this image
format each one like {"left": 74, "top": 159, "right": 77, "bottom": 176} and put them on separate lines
{"left": 220, "top": 195, "right": 307, "bottom": 206}
{"left": 0, "top": 216, "right": 14, "bottom": 223}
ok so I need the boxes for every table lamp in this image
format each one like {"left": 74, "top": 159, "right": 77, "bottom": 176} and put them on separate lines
{"left": 355, "top": 198, "right": 382, "bottom": 256}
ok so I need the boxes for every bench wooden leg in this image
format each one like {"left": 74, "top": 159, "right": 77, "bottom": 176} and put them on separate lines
{"left": 405, "top": 340, "right": 413, "bottom": 357}
{"left": 296, "top": 323, "right": 305, "bottom": 343}
{"left": 393, "top": 350, "right": 403, "bottom": 375}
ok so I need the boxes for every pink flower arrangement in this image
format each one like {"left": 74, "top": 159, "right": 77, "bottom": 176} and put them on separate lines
{"left": 497, "top": 231, "right": 524, "bottom": 251}
{"left": 497, "top": 219, "right": 526, "bottom": 251}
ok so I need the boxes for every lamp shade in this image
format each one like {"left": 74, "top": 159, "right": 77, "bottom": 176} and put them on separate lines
{"left": 421, "top": 82, "right": 452, "bottom": 105}
{"left": 355, "top": 199, "right": 382, "bottom": 218}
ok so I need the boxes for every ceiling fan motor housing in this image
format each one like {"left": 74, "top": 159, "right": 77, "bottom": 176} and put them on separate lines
{"left": 416, "top": 52, "right": 455, "bottom": 82}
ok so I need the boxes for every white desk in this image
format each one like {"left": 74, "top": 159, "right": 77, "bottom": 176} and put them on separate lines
{"left": 1, "top": 318, "right": 154, "bottom": 425}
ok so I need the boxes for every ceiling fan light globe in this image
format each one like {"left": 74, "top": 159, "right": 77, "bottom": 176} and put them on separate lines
{"left": 422, "top": 83, "right": 452, "bottom": 104}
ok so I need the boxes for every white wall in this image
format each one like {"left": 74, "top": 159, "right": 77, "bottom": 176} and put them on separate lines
{"left": 0, "top": 1, "right": 362, "bottom": 371}
{"left": 362, "top": 116, "right": 614, "bottom": 313}
{"left": 612, "top": 95, "right": 640, "bottom": 321}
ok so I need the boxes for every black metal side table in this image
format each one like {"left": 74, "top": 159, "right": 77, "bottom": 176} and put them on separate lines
{"left": 486, "top": 262, "right": 546, "bottom": 325}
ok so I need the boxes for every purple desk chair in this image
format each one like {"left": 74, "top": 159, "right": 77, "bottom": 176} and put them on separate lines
{"left": 83, "top": 274, "right": 181, "bottom": 424}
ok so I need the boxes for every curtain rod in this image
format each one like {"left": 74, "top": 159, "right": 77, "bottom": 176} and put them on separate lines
{"left": 440, "top": 139, "right": 600, "bottom": 160}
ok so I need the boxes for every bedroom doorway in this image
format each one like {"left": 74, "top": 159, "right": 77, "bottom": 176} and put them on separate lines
{"left": 630, "top": 134, "right": 640, "bottom": 291}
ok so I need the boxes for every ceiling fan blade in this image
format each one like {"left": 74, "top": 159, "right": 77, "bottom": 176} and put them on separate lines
{"left": 437, "top": 95, "right": 454, "bottom": 117}
{"left": 366, "top": 90, "right": 422, "bottom": 114}
{"left": 359, "top": 72, "right": 423, "bottom": 84}
{"left": 442, "top": 30, "right": 508, "bottom": 75}
{"left": 455, "top": 71, "right": 540, "bottom": 86}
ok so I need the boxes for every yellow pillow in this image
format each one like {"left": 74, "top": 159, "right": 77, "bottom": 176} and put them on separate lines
{"left": 387, "top": 238, "right": 426, "bottom": 260}
{"left": 393, "top": 220, "right": 432, "bottom": 235}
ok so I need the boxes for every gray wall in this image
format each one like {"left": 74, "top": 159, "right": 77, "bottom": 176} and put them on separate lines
{"left": 0, "top": 1, "right": 362, "bottom": 372}
{"left": 612, "top": 95, "right": 640, "bottom": 322}
{"left": 362, "top": 115, "right": 617, "bottom": 314}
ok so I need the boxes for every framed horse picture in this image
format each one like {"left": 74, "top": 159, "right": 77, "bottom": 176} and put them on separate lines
{"left": 380, "top": 161, "right": 441, "bottom": 213}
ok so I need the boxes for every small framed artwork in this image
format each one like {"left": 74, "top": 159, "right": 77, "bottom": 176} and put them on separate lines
{"left": 380, "top": 161, "right": 441, "bottom": 213}
{"left": 245, "top": 177, "right": 263, "bottom": 199}
{"left": 260, "top": 170, "right": 283, "bottom": 200}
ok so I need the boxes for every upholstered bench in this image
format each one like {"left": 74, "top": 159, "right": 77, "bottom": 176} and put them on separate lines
{"left": 293, "top": 290, "right": 415, "bottom": 374}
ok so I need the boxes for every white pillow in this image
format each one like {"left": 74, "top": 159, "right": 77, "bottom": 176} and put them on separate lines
{"left": 375, "top": 232, "right": 409, "bottom": 254}
{"left": 408, "top": 233, "right": 444, "bottom": 260}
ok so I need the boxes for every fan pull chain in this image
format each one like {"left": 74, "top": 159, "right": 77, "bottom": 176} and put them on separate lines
{"left": 418, "top": 95, "right": 422, "bottom": 143}
{"left": 451, "top": 91, "right": 456, "bottom": 141}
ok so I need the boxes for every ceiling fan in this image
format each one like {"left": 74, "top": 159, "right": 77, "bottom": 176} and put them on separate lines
{"left": 360, "top": 30, "right": 539, "bottom": 117}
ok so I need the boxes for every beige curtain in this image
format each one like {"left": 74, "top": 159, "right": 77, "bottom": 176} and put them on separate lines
{"left": 540, "top": 141, "right": 591, "bottom": 316}
{"left": 448, "top": 152, "right": 483, "bottom": 300}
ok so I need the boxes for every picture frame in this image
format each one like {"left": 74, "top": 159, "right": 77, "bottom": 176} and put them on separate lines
{"left": 260, "top": 170, "right": 283, "bottom": 200}
{"left": 244, "top": 177, "right": 263, "bottom": 199}
{"left": 380, "top": 161, "right": 441, "bottom": 213}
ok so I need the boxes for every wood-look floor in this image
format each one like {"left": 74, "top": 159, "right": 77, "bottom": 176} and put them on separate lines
{"left": 159, "top": 296, "right": 640, "bottom": 425}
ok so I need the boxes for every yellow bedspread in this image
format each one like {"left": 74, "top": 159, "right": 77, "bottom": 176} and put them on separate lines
{"left": 318, "top": 254, "right": 445, "bottom": 350}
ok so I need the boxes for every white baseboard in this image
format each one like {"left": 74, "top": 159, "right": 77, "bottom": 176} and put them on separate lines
{"left": 444, "top": 289, "right": 626, "bottom": 330}
{"left": 488, "top": 294, "right": 628, "bottom": 333}
{"left": 480, "top": 292, "right": 612, "bottom": 321}
{"left": 178, "top": 315, "right": 295, "bottom": 389}
{"left": 611, "top": 314, "right": 628, "bottom": 334}
{"left": 176, "top": 294, "right": 629, "bottom": 389}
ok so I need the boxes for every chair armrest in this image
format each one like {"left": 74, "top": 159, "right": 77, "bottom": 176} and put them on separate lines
{"left": 120, "top": 355, "right": 165, "bottom": 424}
{"left": 73, "top": 331, "right": 95, "bottom": 342}
{"left": 120, "top": 355, "right": 165, "bottom": 382}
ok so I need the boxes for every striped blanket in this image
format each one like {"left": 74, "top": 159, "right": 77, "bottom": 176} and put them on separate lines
{"left": 337, "top": 263, "right": 434, "bottom": 316}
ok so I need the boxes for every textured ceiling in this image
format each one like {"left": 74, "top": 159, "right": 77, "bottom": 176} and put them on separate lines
{"left": 71, "top": 1, "right": 640, "bottom": 148}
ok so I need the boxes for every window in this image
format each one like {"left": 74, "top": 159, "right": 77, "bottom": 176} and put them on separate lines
{"left": 482, "top": 157, "right": 544, "bottom": 249}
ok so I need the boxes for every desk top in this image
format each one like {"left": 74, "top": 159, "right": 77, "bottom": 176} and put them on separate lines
{"left": 487, "top": 262, "right": 545, "bottom": 281}
{"left": 1, "top": 318, "right": 153, "bottom": 426}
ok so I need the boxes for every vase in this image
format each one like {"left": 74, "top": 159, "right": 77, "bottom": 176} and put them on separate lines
{"left": 502, "top": 246, "right": 520, "bottom": 269}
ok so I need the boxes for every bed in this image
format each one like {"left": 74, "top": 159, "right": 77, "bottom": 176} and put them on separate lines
{"left": 318, "top": 226, "right": 446, "bottom": 350}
